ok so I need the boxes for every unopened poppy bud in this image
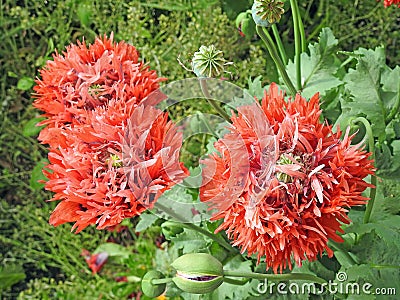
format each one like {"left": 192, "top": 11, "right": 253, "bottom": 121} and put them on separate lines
{"left": 235, "top": 10, "right": 256, "bottom": 38}
{"left": 161, "top": 221, "right": 184, "bottom": 240}
{"left": 192, "top": 45, "right": 227, "bottom": 78}
{"left": 171, "top": 253, "right": 224, "bottom": 294}
{"left": 251, "top": 0, "right": 285, "bottom": 27}
{"left": 141, "top": 270, "right": 167, "bottom": 298}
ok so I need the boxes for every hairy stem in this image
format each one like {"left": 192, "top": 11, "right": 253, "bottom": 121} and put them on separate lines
{"left": 271, "top": 24, "right": 288, "bottom": 65}
{"left": 154, "top": 202, "right": 236, "bottom": 253}
{"left": 351, "top": 117, "right": 377, "bottom": 224}
{"left": 199, "top": 78, "right": 231, "bottom": 123}
{"left": 223, "top": 271, "right": 327, "bottom": 284}
{"left": 290, "top": 0, "right": 302, "bottom": 90}
{"left": 256, "top": 26, "right": 297, "bottom": 96}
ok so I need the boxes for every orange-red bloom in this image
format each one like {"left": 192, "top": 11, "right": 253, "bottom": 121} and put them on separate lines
{"left": 381, "top": 0, "right": 400, "bottom": 7}
{"left": 34, "top": 35, "right": 187, "bottom": 232}
{"left": 33, "top": 34, "right": 164, "bottom": 146}
{"left": 45, "top": 103, "right": 188, "bottom": 233}
{"left": 200, "top": 83, "right": 374, "bottom": 273}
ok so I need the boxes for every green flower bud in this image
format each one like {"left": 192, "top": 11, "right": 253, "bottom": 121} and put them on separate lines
{"left": 235, "top": 11, "right": 250, "bottom": 29}
{"left": 192, "top": 45, "right": 227, "bottom": 78}
{"left": 171, "top": 253, "right": 224, "bottom": 294}
{"left": 235, "top": 10, "right": 256, "bottom": 39}
{"left": 251, "top": 0, "right": 285, "bottom": 27}
{"left": 141, "top": 270, "right": 166, "bottom": 298}
{"left": 240, "top": 18, "right": 256, "bottom": 38}
{"left": 161, "top": 221, "right": 184, "bottom": 240}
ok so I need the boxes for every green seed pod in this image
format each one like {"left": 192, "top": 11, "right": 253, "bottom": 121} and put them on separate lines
{"left": 251, "top": 0, "right": 285, "bottom": 27}
{"left": 171, "top": 253, "right": 224, "bottom": 294}
{"left": 191, "top": 45, "right": 227, "bottom": 78}
{"left": 141, "top": 270, "right": 166, "bottom": 298}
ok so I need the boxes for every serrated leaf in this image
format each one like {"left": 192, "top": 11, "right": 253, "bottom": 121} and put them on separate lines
{"left": 340, "top": 47, "right": 387, "bottom": 141}
{"left": 375, "top": 140, "right": 400, "bottom": 178}
{"left": 170, "top": 228, "right": 210, "bottom": 254}
{"left": 155, "top": 184, "right": 212, "bottom": 223}
{"left": 348, "top": 232, "right": 400, "bottom": 299}
{"left": 342, "top": 264, "right": 374, "bottom": 282}
{"left": 135, "top": 213, "right": 158, "bottom": 232}
{"left": 211, "top": 255, "right": 256, "bottom": 300}
{"left": 381, "top": 66, "right": 400, "bottom": 117}
{"left": 371, "top": 178, "right": 400, "bottom": 216}
{"left": 244, "top": 76, "right": 267, "bottom": 99}
{"left": 286, "top": 27, "right": 342, "bottom": 98}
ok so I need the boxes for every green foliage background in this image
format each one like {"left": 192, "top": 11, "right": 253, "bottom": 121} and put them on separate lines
{"left": 0, "top": 0, "right": 399, "bottom": 299}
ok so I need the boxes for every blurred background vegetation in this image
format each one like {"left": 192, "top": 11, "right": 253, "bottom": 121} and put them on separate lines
{"left": 0, "top": 0, "right": 399, "bottom": 298}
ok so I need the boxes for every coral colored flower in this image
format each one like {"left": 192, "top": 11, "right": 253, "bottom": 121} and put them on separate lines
{"left": 381, "top": 0, "right": 400, "bottom": 7}
{"left": 34, "top": 35, "right": 187, "bottom": 232}
{"left": 46, "top": 104, "right": 188, "bottom": 233}
{"left": 33, "top": 34, "right": 164, "bottom": 147}
{"left": 200, "top": 83, "right": 374, "bottom": 273}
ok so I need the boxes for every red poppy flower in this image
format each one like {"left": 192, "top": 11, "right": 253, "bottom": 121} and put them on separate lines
{"left": 381, "top": 0, "right": 400, "bottom": 7}
{"left": 46, "top": 104, "right": 188, "bottom": 233}
{"left": 81, "top": 249, "right": 108, "bottom": 274}
{"left": 200, "top": 83, "right": 374, "bottom": 273}
{"left": 34, "top": 35, "right": 187, "bottom": 232}
{"left": 33, "top": 33, "right": 164, "bottom": 147}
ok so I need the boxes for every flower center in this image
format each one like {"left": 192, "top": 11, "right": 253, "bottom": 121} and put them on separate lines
{"left": 275, "top": 154, "right": 301, "bottom": 183}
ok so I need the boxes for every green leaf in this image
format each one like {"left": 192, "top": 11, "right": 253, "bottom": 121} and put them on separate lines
{"left": 211, "top": 255, "right": 257, "bottom": 300}
{"left": 94, "top": 243, "right": 132, "bottom": 259}
{"left": 339, "top": 47, "right": 387, "bottom": 141}
{"left": 17, "top": 76, "right": 35, "bottom": 91}
{"left": 381, "top": 66, "right": 400, "bottom": 117}
{"left": 286, "top": 27, "right": 342, "bottom": 99}
{"left": 0, "top": 265, "right": 26, "bottom": 290}
{"left": 30, "top": 159, "right": 48, "bottom": 190}
{"left": 347, "top": 232, "right": 400, "bottom": 299}
{"left": 371, "top": 178, "right": 400, "bottom": 216}
{"left": 77, "top": 3, "right": 92, "bottom": 27}
{"left": 22, "top": 117, "right": 45, "bottom": 137}
{"left": 244, "top": 76, "right": 266, "bottom": 100}
{"left": 170, "top": 228, "right": 211, "bottom": 254}
{"left": 156, "top": 184, "right": 211, "bottom": 224}
{"left": 375, "top": 140, "right": 400, "bottom": 178}
{"left": 135, "top": 213, "right": 158, "bottom": 232}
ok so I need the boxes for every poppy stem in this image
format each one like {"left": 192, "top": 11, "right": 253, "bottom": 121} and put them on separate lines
{"left": 351, "top": 117, "right": 377, "bottom": 224}
{"left": 223, "top": 271, "right": 327, "bottom": 285}
{"left": 199, "top": 78, "right": 232, "bottom": 123}
{"left": 154, "top": 202, "right": 237, "bottom": 254}
{"left": 289, "top": 0, "right": 303, "bottom": 91}
{"left": 223, "top": 277, "right": 249, "bottom": 285}
{"left": 256, "top": 26, "right": 297, "bottom": 96}
{"left": 151, "top": 278, "right": 173, "bottom": 285}
{"left": 271, "top": 24, "right": 288, "bottom": 65}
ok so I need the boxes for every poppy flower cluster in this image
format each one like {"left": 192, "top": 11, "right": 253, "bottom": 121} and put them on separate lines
{"left": 200, "top": 83, "right": 374, "bottom": 273}
{"left": 34, "top": 34, "right": 188, "bottom": 232}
